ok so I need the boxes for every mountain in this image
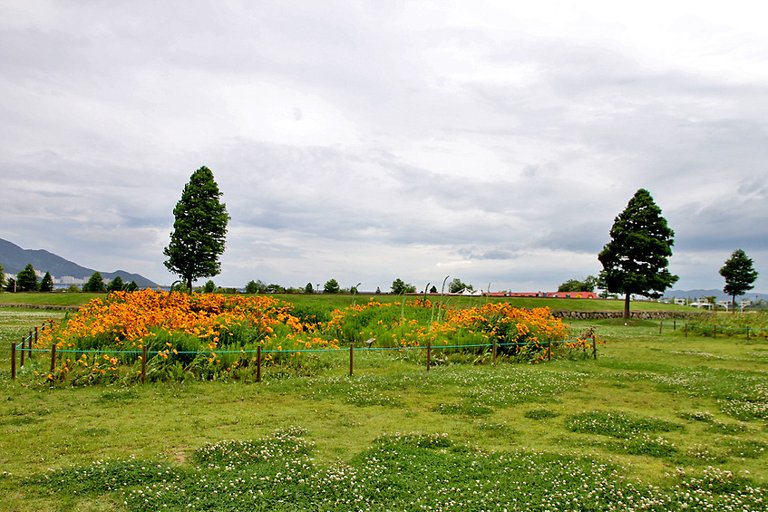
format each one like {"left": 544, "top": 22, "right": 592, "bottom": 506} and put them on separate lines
{"left": 0, "top": 238, "right": 158, "bottom": 288}
{"left": 664, "top": 288, "right": 768, "bottom": 302}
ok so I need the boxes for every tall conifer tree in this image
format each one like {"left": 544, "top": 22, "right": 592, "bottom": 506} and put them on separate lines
{"left": 164, "top": 166, "right": 229, "bottom": 291}
{"left": 719, "top": 249, "right": 758, "bottom": 311}
{"left": 598, "top": 189, "right": 678, "bottom": 318}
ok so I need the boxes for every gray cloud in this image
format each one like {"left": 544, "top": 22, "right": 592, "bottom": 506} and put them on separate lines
{"left": 1, "top": 1, "right": 767, "bottom": 293}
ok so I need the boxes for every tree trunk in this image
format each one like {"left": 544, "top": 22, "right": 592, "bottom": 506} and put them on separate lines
{"left": 624, "top": 293, "right": 631, "bottom": 319}
{"left": 731, "top": 295, "right": 736, "bottom": 313}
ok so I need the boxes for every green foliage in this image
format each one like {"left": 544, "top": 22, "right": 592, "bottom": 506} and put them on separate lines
{"left": 0, "top": 264, "right": 4, "bottom": 291}
{"left": 720, "top": 249, "right": 758, "bottom": 308}
{"left": 598, "top": 189, "right": 678, "bottom": 317}
{"left": 163, "top": 166, "right": 229, "bottom": 290}
{"left": 38, "top": 430, "right": 767, "bottom": 511}
{"left": 304, "top": 282, "right": 314, "bottom": 294}
{"left": 202, "top": 279, "right": 216, "bottom": 293}
{"left": 323, "top": 278, "right": 340, "bottom": 294}
{"left": 16, "top": 263, "right": 38, "bottom": 291}
{"left": 558, "top": 275, "right": 596, "bottom": 292}
{"left": 39, "top": 271, "right": 54, "bottom": 292}
{"left": 107, "top": 275, "right": 124, "bottom": 292}
{"left": 124, "top": 280, "right": 139, "bottom": 292}
{"left": 82, "top": 272, "right": 106, "bottom": 292}
{"left": 448, "top": 277, "right": 473, "bottom": 293}
{"left": 565, "top": 410, "right": 683, "bottom": 438}
{"left": 390, "top": 277, "right": 415, "bottom": 294}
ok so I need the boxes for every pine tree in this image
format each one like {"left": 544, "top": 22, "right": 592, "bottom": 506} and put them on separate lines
{"left": 16, "top": 264, "right": 39, "bottom": 292}
{"left": 83, "top": 272, "right": 106, "bottom": 292}
{"left": 40, "top": 271, "right": 54, "bottom": 292}
{"left": 0, "top": 264, "right": 5, "bottom": 292}
{"left": 719, "top": 249, "right": 758, "bottom": 311}
{"left": 108, "top": 275, "right": 125, "bottom": 292}
{"left": 164, "top": 166, "right": 229, "bottom": 291}
{"left": 598, "top": 189, "right": 678, "bottom": 318}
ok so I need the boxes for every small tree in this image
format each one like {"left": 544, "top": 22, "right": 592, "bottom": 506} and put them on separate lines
{"left": 202, "top": 280, "right": 217, "bottom": 293}
{"left": 125, "top": 281, "right": 139, "bottom": 292}
{"left": 391, "top": 278, "right": 416, "bottom": 295}
{"left": 598, "top": 189, "right": 678, "bottom": 318}
{"left": 40, "top": 272, "right": 54, "bottom": 292}
{"left": 448, "top": 278, "right": 473, "bottom": 294}
{"left": 5, "top": 278, "right": 16, "bottom": 292}
{"left": 720, "top": 249, "right": 758, "bottom": 311}
{"left": 245, "top": 280, "right": 260, "bottom": 294}
{"left": 324, "top": 279, "right": 340, "bottom": 294}
{"left": 108, "top": 276, "right": 125, "bottom": 292}
{"left": 163, "top": 166, "right": 229, "bottom": 291}
{"left": 16, "top": 264, "right": 39, "bottom": 292}
{"left": 304, "top": 282, "right": 314, "bottom": 294}
{"left": 0, "top": 264, "right": 4, "bottom": 292}
{"left": 83, "top": 272, "right": 106, "bottom": 292}
{"left": 557, "top": 276, "right": 596, "bottom": 293}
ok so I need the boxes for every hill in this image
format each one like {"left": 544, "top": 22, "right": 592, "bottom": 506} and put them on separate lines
{"left": 0, "top": 238, "right": 157, "bottom": 288}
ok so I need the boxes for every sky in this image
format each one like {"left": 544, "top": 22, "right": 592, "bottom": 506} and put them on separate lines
{"left": 2, "top": 0, "right": 767, "bottom": 293}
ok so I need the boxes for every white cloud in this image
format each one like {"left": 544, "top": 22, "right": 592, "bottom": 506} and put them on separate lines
{"left": 1, "top": 1, "right": 766, "bottom": 293}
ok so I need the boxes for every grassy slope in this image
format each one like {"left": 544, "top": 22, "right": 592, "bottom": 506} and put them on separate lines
{"left": 0, "top": 309, "right": 766, "bottom": 510}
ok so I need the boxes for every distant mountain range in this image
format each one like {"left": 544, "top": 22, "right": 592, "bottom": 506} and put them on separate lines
{"left": 0, "top": 238, "right": 158, "bottom": 288}
{"left": 664, "top": 289, "right": 768, "bottom": 302}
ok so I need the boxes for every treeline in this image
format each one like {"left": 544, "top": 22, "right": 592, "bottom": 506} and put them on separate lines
{"left": 0, "top": 263, "right": 138, "bottom": 293}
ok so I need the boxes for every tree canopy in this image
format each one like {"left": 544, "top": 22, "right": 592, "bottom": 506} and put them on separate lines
{"left": 557, "top": 276, "right": 596, "bottom": 293}
{"left": 83, "top": 272, "right": 106, "bottom": 292}
{"left": 108, "top": 276, "right": 125, "bottom": 292}
{"left": 40, "top": 271, "right": 54, "bottom": 292}
{"left": 16, "top": 264, "right": 39, "bottom": 292}
{"left": 163, "top": 166, "right": 229, "bottom": 291}
{"left": 448, "top": 278, "right": 473, "bottom": 294}
{"left": 720, "top": 249, "right": 758, "bottom": 310}
{"left": 391, "top": 278, "right": 416, "bottom": 295}
{"left": 324, "top": 279, "right": 340, "bottom": 294}
{"left": 598, "top": 189, "right": 678, "bottom": 318}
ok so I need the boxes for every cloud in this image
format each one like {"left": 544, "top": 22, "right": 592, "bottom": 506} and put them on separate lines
{"left": 1, "top": 1, "right": 767, "bottom": 293}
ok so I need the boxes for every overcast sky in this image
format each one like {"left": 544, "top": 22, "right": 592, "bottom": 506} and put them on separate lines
{"left": 2, "top": 1, "right": 767, "bottom": 293}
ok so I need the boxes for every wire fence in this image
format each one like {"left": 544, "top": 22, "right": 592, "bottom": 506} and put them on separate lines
{"left": 9, "top": 322, "right": 598, "bottom": 383}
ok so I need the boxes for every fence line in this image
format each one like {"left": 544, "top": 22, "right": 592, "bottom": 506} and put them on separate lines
{"left": 9, "top": 321, "right": 598, "bottom": 383}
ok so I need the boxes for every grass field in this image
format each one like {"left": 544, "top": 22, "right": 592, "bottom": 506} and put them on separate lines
{"left": 0, "top": 290, "right": 694, "bottom": 313}
{"left": 0, "top": 297, "right": 766, "bottom": 511}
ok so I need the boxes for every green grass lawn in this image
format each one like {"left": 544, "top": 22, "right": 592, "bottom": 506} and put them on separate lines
{"left": 1, "top": 308, "right": 766, "bottom": 511}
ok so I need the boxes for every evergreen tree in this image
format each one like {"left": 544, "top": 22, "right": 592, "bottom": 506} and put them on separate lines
{"left": 0, "top": 264, "right": 4, "bottom": 292}
{"left": 245, "top": 280, "right": 261, "bottom": 294}
{"left": 5, "top": 278, "right": 16, "bottom": 292}
{"left": 125, "top": 281, "right": 139, "bottom": 292}
{"left": 324, "top": 279, "right": 340, "bottom": 294}
{"left": 163, "top": 166, "right": 229, "bottom": 291}
{"left": 304, "top": 282, "right": 314, "bottom": 294}
{"left": 598, "top": 189, "right": 678, "bottom": 318}
{"left": 719, "top": 249, "right": 758, "bottom": 311}
{"left": 83, "top": 272, "right": 106, "bottom": 292}
{"left": 202, "top": 280, "right": 216, "bottom": 293}
{"left": 16, "top": 264, "right": 39, "bottom": 292}
{"left": 40, "top": 271, "right": 54, "bottom": 292}
{"left": 107, "top": 275, "right": 125, "bottom": 292}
